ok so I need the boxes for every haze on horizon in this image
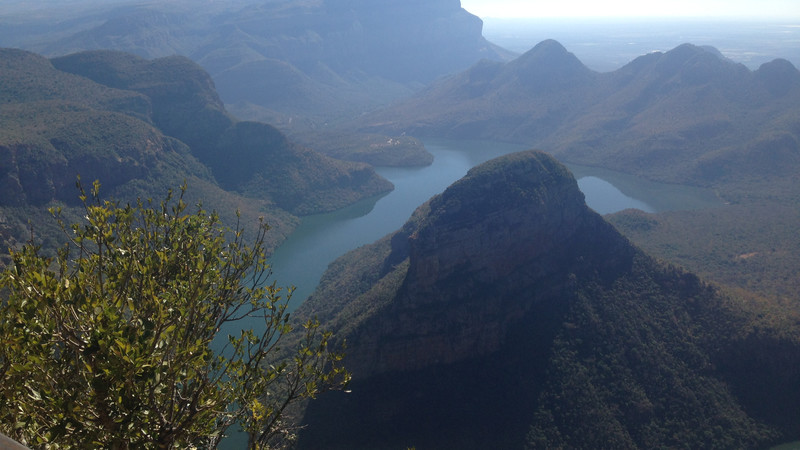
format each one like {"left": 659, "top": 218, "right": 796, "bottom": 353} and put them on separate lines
{"left": 461, "top": 0, "right": 800, "bottom": 19}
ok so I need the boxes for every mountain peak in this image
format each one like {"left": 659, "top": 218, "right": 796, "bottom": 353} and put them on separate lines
{"left": 515, "top": 39, "right": 585, "bottom": 67}
{"left": 504, "top": 39, "right": 593, "bottom": 89}
{"left": 756, "top": 58, "right": 800, "bottom": 95}
{"left": 653, "top": 42, "right": 739, "bottom": 75}
{"left": 294, "top": 147, "right": 791, "bottom": 449}
{"left": 405, "top": 150, "right": 589, "bottom": 293}
{"left": 314, "top": 150, "right": 634, "bottom": 376}
{"left": 532, "top": 38, "right": 570, "bottom": 54}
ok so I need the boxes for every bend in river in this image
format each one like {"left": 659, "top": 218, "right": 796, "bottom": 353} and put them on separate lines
{"left": 267, "top": 139, "right": 722, "bottom": 310}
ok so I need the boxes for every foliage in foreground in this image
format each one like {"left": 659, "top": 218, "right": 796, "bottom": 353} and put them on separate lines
{"left": 0, "top": 181, "right": 349, "bottom": 449}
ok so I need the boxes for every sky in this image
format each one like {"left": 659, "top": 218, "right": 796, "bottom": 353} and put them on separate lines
{"left": 460, "top": 0, "right": 800, "bottom": 19}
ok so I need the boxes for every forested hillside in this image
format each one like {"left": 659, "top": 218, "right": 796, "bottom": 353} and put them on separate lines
{"left": 292, "top": 151, "right": 800, "bottom": 449}
{"left": 0, "top": 47, "right": 391, "bottom": 253}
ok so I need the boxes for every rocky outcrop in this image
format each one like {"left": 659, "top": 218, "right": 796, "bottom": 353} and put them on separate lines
{"left": 344, "top": 151, "right": 632, "bottom": 376}
{"left": 405, "top": 152, "right": 587, "bottom": 293}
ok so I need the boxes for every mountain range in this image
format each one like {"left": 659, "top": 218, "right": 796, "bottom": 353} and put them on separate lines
{"left": 1, "top": 0, "right": 512, "bottom": 128}
{"left": 363, "top": 40, "right": 800, "bottom": 190}
{"left": 355, "top": 39, "right": 800, "bottom": 306}
{"left": 292, "top": 150, "right": 800, "bottom": 449}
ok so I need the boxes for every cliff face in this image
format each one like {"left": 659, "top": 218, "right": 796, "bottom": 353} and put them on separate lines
{"left": 5, "top": 0, "right": 512, "bottom": 125}
{"left": 294, "top": 150, "right": 799, "bottom": 449}
{"left": 319, "top": 0, "right": 490, "bottom": 83}
{"left": 405, "top": 152, "right": 588, "bottom": 293}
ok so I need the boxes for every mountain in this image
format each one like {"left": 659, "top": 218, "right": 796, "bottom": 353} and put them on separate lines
{"left": 0, "top": 47, "right": 391, "bottom": 253}
{"left": 291, "top": 150, "right": 800, "bottom": 449}
{"left": 363, "top": 41, "right": 800, "bottom": 188}
{"left": 49, "top": 50, "right": 392, "bottom": 214}
{"left": 2, "top": 0, "right": 513, "bottom": 128}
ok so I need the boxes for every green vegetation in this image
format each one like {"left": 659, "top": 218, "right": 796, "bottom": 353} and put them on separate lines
{"left": 0, "top": 182, "right": 349, "bottom": 449}
{"left": 524, "top": 257, "right": 782, "bottom": 449}
{"left": 292, "top": 151, "right": 800, "bottom": 449}
{"left": 609, "top": 203, "right": 800, "bottom": 303}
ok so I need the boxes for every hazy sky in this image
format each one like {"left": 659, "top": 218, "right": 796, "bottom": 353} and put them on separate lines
{"left": 460, "top": 0, "right": 800, "bottom": 19}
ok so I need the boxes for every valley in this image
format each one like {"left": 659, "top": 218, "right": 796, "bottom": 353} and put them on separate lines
{"left": 270, "top": 138, "right": 725, "bottom": 313}
{"left": 1, "top": 1, "right": 799, "bottom": 448}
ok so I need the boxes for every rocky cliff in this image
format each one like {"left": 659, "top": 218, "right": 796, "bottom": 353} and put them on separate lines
{"left": 293, "top": 150, "right": 799, "bottom": 449}
{"left": 0, "top": 48, "right": 209, "bottom": 207}
{"left": 0, "top": 47, "right": 392, "bottom": 255}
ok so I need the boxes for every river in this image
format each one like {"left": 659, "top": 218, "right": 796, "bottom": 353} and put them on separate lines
{"left": 220, "top": 138, "right": 722, "bottom": 447}
{"left": 268, "top": 138, "right": 722, "bottom": 311}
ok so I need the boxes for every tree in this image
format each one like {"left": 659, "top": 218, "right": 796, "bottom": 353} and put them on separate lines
{"left": 0, "top": 181, "right": 349, "bottom": 449}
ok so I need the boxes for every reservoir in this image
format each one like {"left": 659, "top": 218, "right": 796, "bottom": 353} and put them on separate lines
{"left": 267, "top": 139, "right": 722, "bottom": 310}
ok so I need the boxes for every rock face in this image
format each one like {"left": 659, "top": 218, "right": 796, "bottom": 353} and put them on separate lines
{"left": 5, "top": 0, "right": 512, "bottom": 124}
{"left": 406, "top": 152, "right": 587, "bottom": 293}
{"left": 347, "top": 151, "right": 631, "bottom": 376}
{"left": 319, "top": 0, "right": 490, "bottom": 83}
{"left": 293, "top": 150, "right": 799, "bottom": 449}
